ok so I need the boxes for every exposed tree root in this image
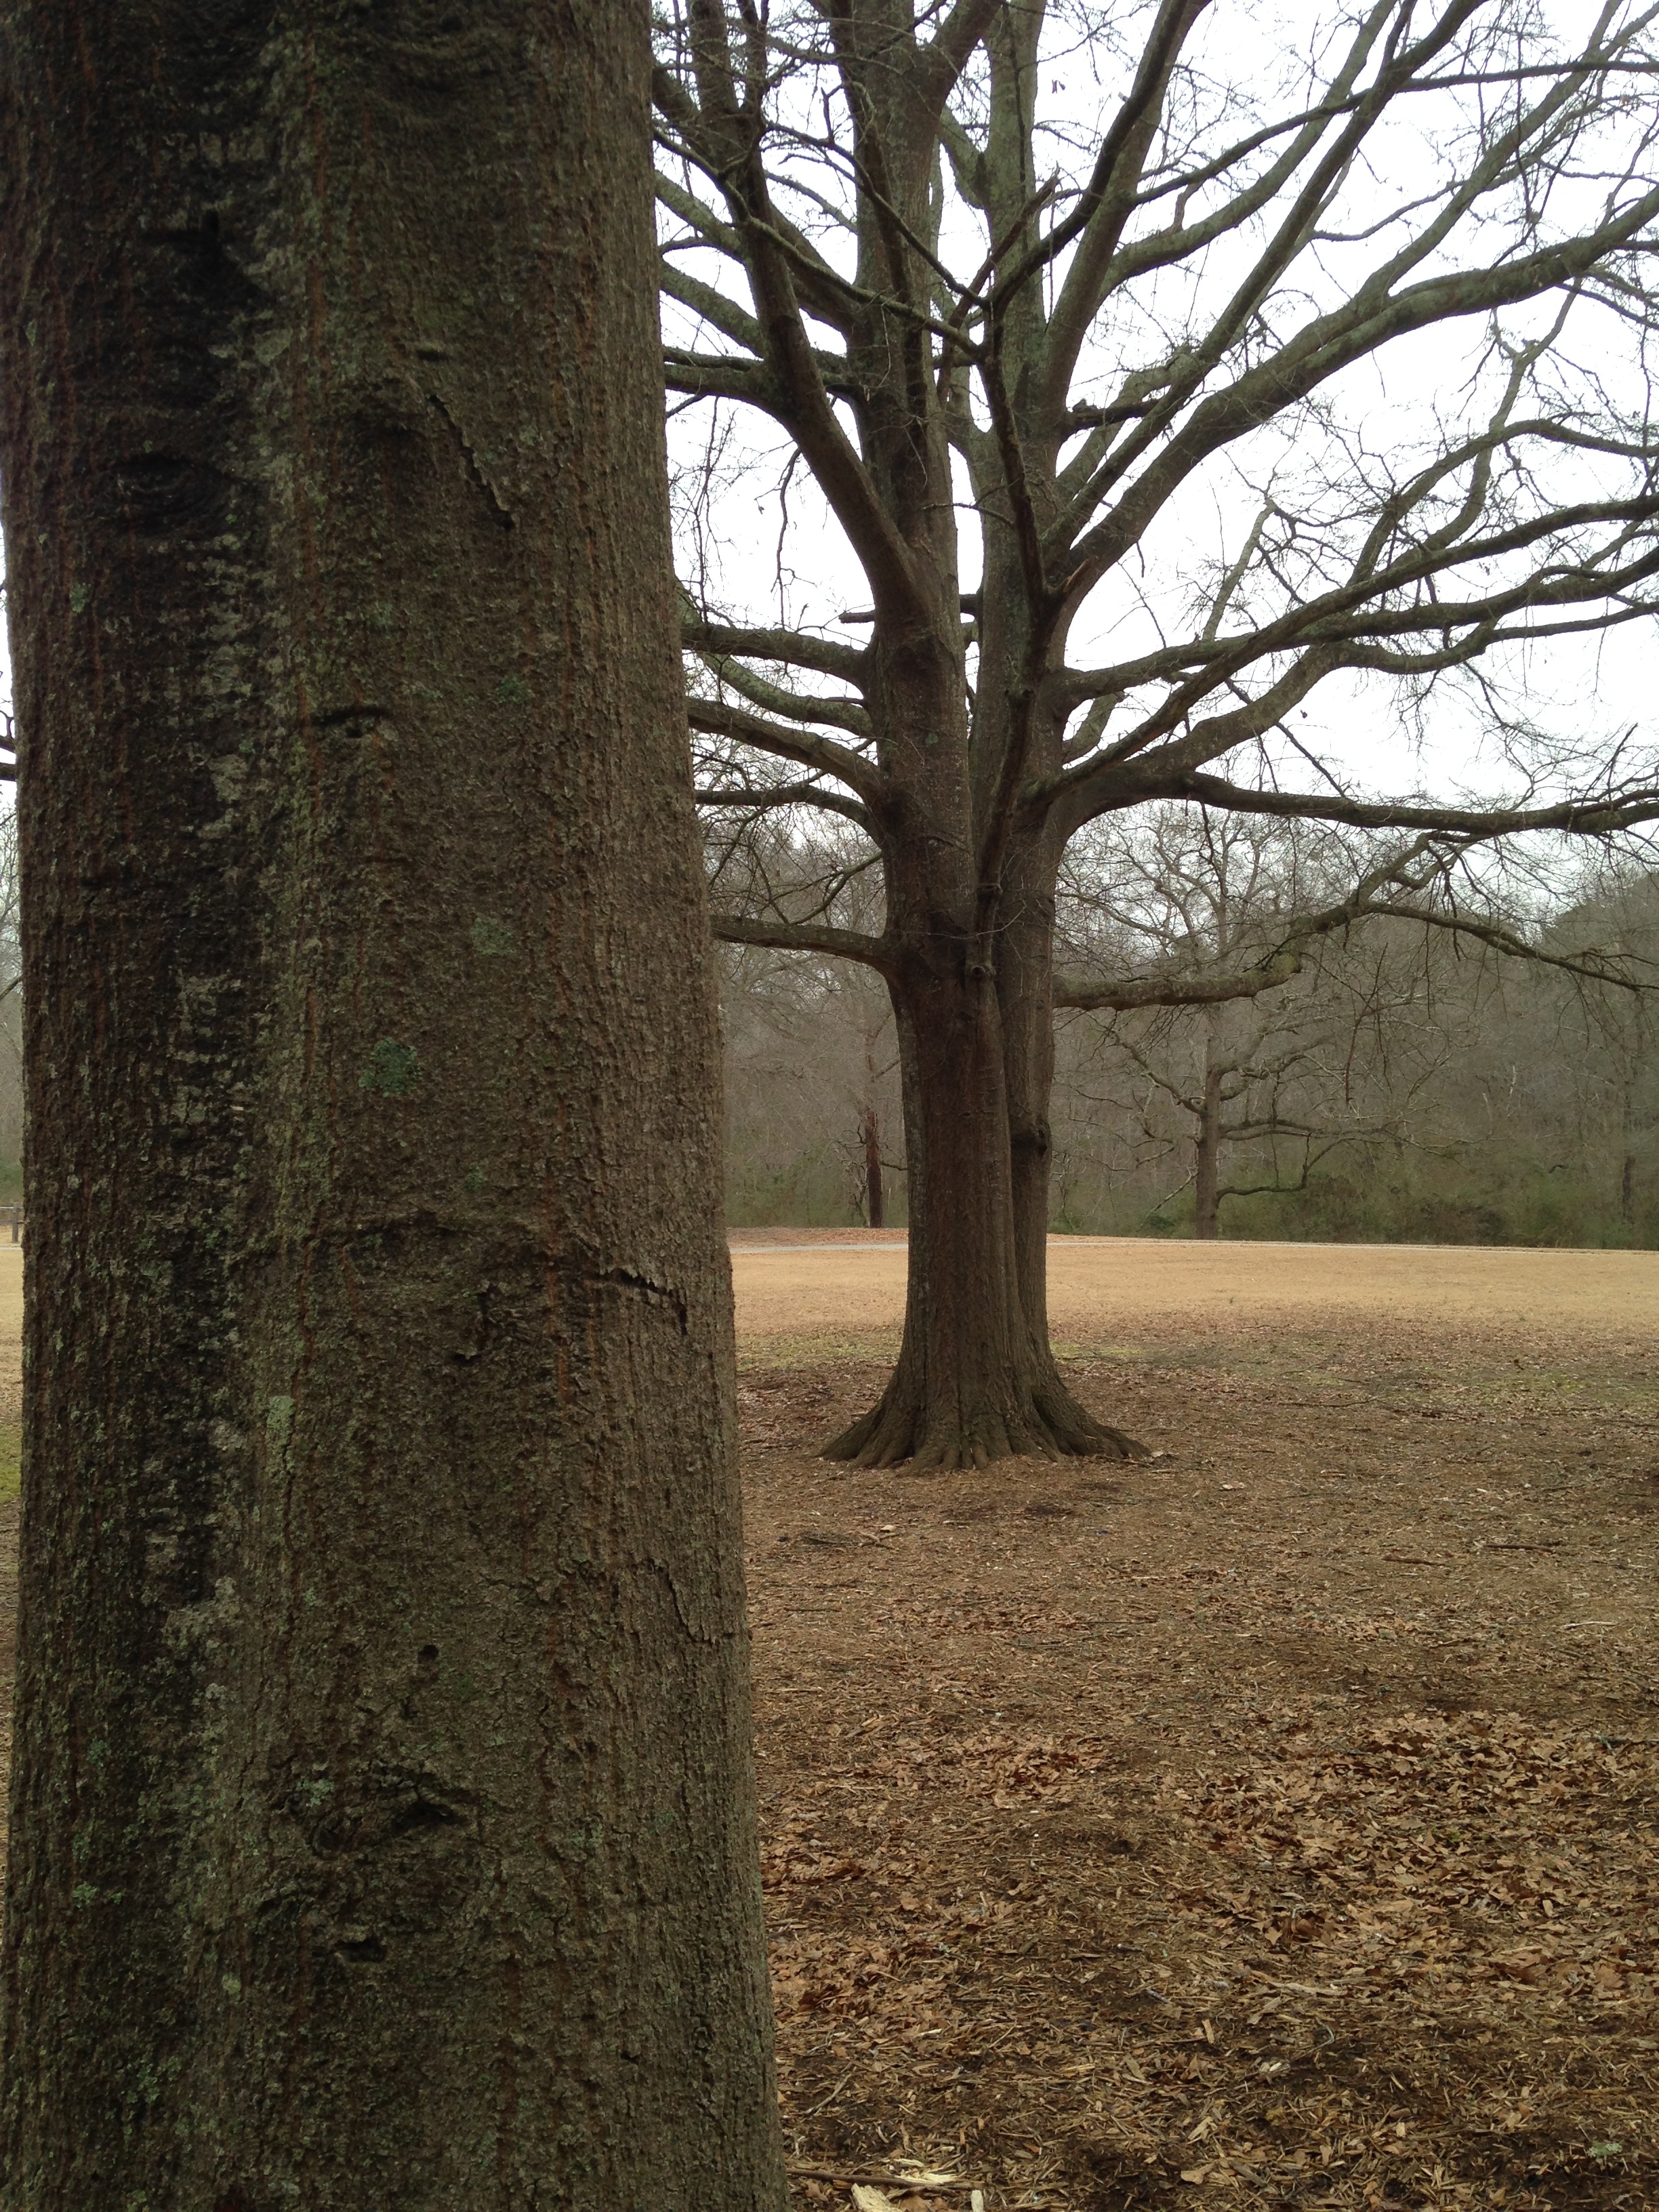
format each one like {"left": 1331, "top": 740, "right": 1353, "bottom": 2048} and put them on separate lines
{"left": 822, "top": 1365, "right": 1147, "bottom": 1472}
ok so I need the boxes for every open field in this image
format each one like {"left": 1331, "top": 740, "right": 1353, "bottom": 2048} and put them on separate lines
{"left": 734, "top": 1236, "right": 1658, "bottom": 2209}
{"left": 729, "top": 1233, "right": 1659, "bottom": 1364}
{"left": 0, "top": 1242, "right": 1652, "bottom": 2206}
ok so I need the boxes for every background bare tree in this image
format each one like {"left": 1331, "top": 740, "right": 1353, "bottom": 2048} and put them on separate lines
{"left": 1056, "top": 811, "right": 1459, "bottom": 1233}
{"left": 722, "top": 957, "right": 907, "bottom": 1227}
{"left": 711, "top": 816, "right": 907, "bottom": 1221}
{"left": 1059, "top": 842, "right": 1659, "bottom": 1243}
{"left": 657, "top": 0, "right": 1659, "bottom": 1468}
{"left": 1053, "top": 807, "right": 1532, "bottom": 1236}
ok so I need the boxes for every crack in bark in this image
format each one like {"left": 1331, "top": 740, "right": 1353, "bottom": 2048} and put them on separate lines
{"left": 427, "top": 394, "right": 514, "bottom": 529}
{"left": 307, "top": 703, "right": 392, "bottom": 731}
{"left": 587, "top": 1267, "right": 689, "bottom": 1334}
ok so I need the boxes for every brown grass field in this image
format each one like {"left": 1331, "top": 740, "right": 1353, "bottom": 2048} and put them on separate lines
{"left": 0, "top": 1240, "right": 1655, "bottom": 2207}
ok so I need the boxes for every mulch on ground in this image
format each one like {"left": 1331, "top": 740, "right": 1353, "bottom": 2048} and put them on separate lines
{"left": 740, "top": 1314, "right": 1658, "bottom": 2211}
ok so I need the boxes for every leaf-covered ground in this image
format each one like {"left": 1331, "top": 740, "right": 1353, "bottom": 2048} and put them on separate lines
{"left": 739, "top": 1307, "right": 1657, "bottom": 2210}
{"left": 0, "top": 1244, "right": 1650, "bottom": 2205}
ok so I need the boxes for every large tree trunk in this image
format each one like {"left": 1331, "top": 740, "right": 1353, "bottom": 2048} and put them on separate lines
{"left": 805, "top": 16, "right": 1142, "bottom": 1475}
{"left": 0, "top": 7, "right": 787, "bottom": 2208}
{"left": 823, "top": 565, "right": 1145, "bottom": 1469}
{"left": 1000, "top": 831, "right": 1064, "bottom": 1364}
{"left": 824, "top": 925, "right": 1143, "bottom": 1473}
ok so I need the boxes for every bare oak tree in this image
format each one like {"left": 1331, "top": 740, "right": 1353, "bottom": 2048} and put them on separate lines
{"left": 656, "top": 0, "right": 1659, "bottom": 1468}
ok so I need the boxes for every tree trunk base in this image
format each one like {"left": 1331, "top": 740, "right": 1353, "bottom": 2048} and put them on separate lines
{"left": 822, "top": 1365, "right": 1146, "bottom": 1472}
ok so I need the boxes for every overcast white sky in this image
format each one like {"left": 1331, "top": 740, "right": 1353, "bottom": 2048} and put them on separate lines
{"left": 1, "top": 5, "right": 1650, "bottom": 846}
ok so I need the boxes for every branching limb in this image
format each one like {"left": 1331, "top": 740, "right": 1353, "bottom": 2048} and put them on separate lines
{"left": 1349, "top": 899, "right": 1659, "bottom": 991}
{"left": 683, "top": 617, "right": 869, "bottom": 685}
{"left": 1171, "top": 775, "right": 1659, "bottom": 842}
{"left": 710, "top": 910, "right": 897, "bottom": 975}
{"left": 1057, "top": 821, "right": 1659, "bottom": 1013}
{"left": 672, "top": 5, "right": 930, "bottom": 629}
{"left": 697, "top": 781, "right": 875, "bottom": 831}
{"left": 686, "top": 694, "right": 892, "bottom": 811}
{"left": 1061, "top": 161, "right": 1659, "bottom": 584}
{"left": 693, "top": 653, "right": 874, "bottom": 737}
{"left": 663, "top": 347, "right": 790, "bottom": 409}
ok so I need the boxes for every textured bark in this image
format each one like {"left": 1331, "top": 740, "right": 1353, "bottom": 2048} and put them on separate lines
{"left": 824, "top": 920, "right": 1143, "bottom": 1473}
{"left": 677, "top": 6, "right": 1150, "bottom": 1473}
{"left": 0, "top": 5, "right": 787, "bottom": 2208}
{"left": 813, "top": 46, "right": 1141, "bottom": 1469}
{"left": 998, "top": 826, "right": 1066, "bottom": 1367}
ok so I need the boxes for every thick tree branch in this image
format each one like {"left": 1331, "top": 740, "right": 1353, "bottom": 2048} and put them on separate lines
{"left": 1050, "top": 0, "right": 1408, "bottom": 466}
{"left": 1054, "top": 844, "right": 1422, "bottom": 1011}
{"left": 1057, "top": 876, "right": 1658, "bottom": 1013}
{"left": 686, "top": 694, "right": 890, "bottom": 810}
{"left": 1051, "top": 649, "right": 1342, "bottom": 831}
{"left": 663, "top": 347, "right": 787, "bottom": 409}
{"left": 710, "top": 910, "right": 897, "bottom": 974}
{"left": 693, "top": 653, "right": 874, "bottom": 737}
{"left": 1038, "top": 0, "right": 1214, "bottom": 413}
{"left": 919, "top": 0, "right": 1002, "bottom": 123}
{"left": 659, "top": 256, "right": 768, "bottom": 356}
{"left": 1171, "top": 775, "right": 1659, "bottom": 840}
{"left": 998, "top": 0, "right": 1206, "bottom": 334}
{"left": 680, "top": 1, "right": 929, "bottom": 631}
{"left": 1056, "top": 807, "right": 1659, "bottom": 1015}
{"left": 683, "top": 617, "right": 869, "bottom": 684}
{"left": 1045, "top": 506, "right": 1659, "bottom": 811}
{"left": 1344, "top": 900, "right": 1659, "bottom": 989}
{"left": 657, "top": 161, "right": 859, "bottom": 335}
{"left": 1061, "top": 182, "right": 1659, "bottom": 585}
{"left": 697, "top": 781, "right": 874, "bottom": 831}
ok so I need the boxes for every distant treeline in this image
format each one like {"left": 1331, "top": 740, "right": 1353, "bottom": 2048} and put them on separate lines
{"left": 721, "top": 820, "right": 1658, "bottom": 1250}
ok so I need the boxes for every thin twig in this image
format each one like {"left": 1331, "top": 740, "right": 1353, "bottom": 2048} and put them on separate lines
{"left": 787, "top": 2165, "right": 979, "bottom": 2196}
{"left": 801, "top": 2070, "right": 853, "bottom": 2118}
